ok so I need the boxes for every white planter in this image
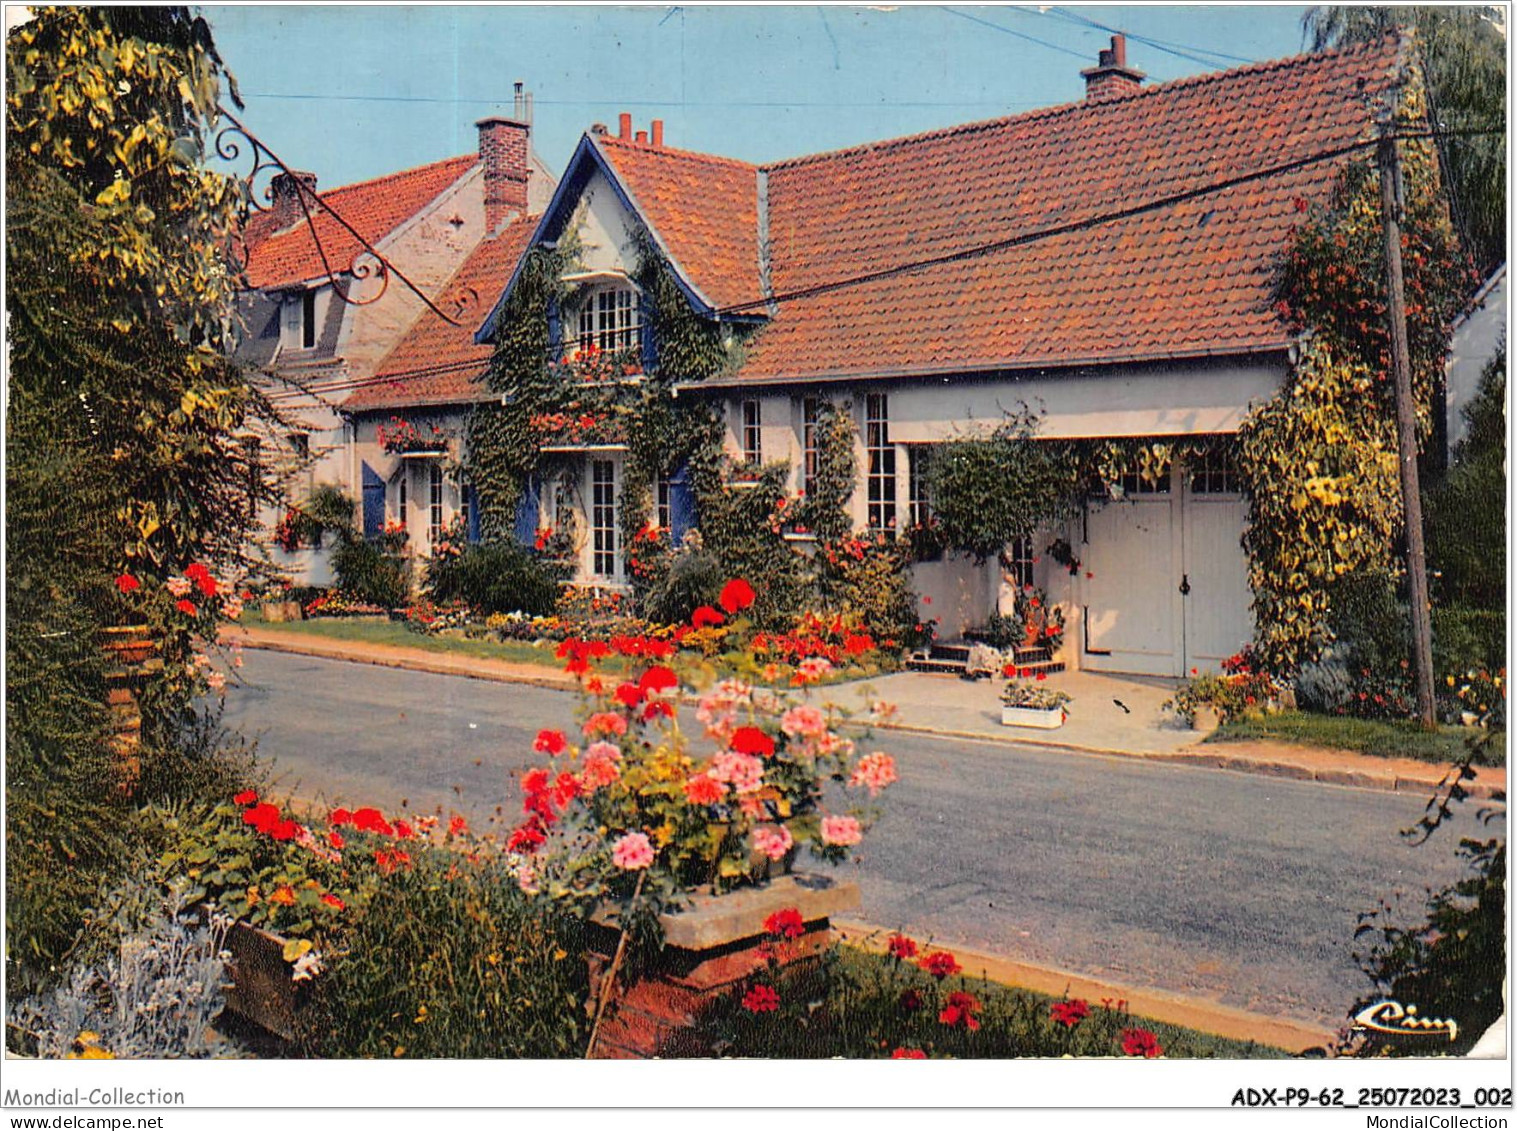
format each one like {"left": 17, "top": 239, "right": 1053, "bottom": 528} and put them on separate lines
{"left": 1001, "top": 705, "right": 1066, "bottom": 729}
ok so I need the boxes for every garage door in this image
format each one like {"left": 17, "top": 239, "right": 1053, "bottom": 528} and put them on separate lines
{"left": 1080, "top": 458, "right": 1252, "bottom": 676}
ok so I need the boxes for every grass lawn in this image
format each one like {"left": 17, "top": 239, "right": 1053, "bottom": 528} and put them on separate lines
{"left": 1209, "top": 710, "right": 1504, "bottom": 767}
{"left": 249, "top": 615, "right": 588, "bottom": 671}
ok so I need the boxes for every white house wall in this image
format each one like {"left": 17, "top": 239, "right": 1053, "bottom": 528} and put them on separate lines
{"left": 335, "top": 168, "right": 488, "bottom": 382}
{"left": 1445, "top": 266, "right": 1506, "bottom": 455}
{"left": 573, "top": 167, "right": 641, "bottom": 276}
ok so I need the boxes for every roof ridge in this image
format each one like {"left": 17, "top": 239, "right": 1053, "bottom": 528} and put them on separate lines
{"left": 315, "top": 151, "right": 478, "bottom": 203}
{"left": 596, "top": 133, "right": 756, "bottom": 171}
{"left": 761, "top": 33, "right": 1398, "bottom": 173}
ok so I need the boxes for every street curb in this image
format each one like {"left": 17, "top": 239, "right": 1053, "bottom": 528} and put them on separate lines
{"left": 229, "top": 629, "right": 1506, "bottom": 801}
{"left": 870, "top": 720, "right": 1507, "bottom": 800}
{"left": 833, "top": 918, "right": 1337, "bottom": 1055}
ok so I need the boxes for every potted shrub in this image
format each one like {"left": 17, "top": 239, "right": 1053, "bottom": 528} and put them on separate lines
{"left": 1000, "top": 668, "right": 1070, "bottom": 729}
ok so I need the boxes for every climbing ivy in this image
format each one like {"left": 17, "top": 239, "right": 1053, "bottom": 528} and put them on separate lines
{"left": 1238, "top": 73, "right": 1471, "bottom": 674}
{"left": 797, "top": 400, "right": 856, "bottom": 543}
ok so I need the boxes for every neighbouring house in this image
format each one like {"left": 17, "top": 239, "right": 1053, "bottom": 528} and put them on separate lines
{"left": 1445, "top": 264, "right": 1506, "bottom": 459}
{"left": 232, "top": 85, "right": 554, "bottom": 583}
{"left": 372, "top": 35, "right": 1462, "bottom": 677}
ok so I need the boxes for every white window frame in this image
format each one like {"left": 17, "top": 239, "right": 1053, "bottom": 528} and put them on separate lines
{"left": 428, "top": 463, "right": 444, "bottom": 545}
{"left": 865, "top": 393, "right": 896, "bottom": 534}
{"left": 740, "top": 400, "right": 762, "bottom": 465}
{"left": 576, "top": 286, "right": 640, "bottom": 357}
{"left": 591, "top": 459, "right": 619, "bottom": 580}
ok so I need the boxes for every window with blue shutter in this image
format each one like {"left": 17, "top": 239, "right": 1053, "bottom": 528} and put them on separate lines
{"left": 639, "top": 292, "right": 657, "bottom": 374}
{"left": 361, "top": 462, "right": 385, "bottom": 538}
{"left": 668, "top": 463, "right": 695, "bottom": 546}
{"left": 465, "top": 484, "right": 481, "bottom": 543}
{"left": 512, "top": 476, "right": 541, "bottom": 546}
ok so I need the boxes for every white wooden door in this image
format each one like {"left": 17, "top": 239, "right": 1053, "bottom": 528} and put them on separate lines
{"left": 1081, "top": 481, "right": 1181, "bottom": 677}
{"left": 1179, "top": 464, "right": 1253, "bottom": 672}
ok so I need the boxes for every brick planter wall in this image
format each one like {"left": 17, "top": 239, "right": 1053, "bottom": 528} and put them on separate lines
{"left": 586, "top": 873, "right": 858, "bottom": 1059}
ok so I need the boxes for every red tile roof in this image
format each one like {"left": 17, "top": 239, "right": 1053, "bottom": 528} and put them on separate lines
{"left": 732, "top": 37, "right": 1402, "bottom": 381}
{"left": 241, "top": 155, "right": 478, "bottom": 289}
{"left": 346, "top": 216, "right": 539, "bottom": 411}
{"left": 593, "top": 136, "right": 759, "bottom": 310}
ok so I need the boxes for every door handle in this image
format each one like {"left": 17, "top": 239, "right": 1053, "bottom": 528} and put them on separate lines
{"left": 1178, "top": 574, "right": 1191, "bottom": 596}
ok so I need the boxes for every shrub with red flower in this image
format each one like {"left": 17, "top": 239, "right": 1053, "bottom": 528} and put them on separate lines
{"left": 1121, "top": 1027, "right": 1163, "bottom": 1058}
{"left": 741, "top": 984, "right": 781, "bottom": 1014}
{"left": 501, "top": 579, "right": 898, "bottom": 909}
{"left": 886, "top": 932, "right": 918, "bottom": 961}
{"left": 919, "top": 951, "right": 962, "bottom": 980}
{"left": 939, "top": 990, "right": 982, "bottom": 1031}
{"left": 891, "top": 1047, "right": 928, "bottom": 1059}
{"left": 763, "top": 907, "right": 805, "bottom": 940}
{"left": 1050, "top": 999, "right": 1090, "bottom": 1028}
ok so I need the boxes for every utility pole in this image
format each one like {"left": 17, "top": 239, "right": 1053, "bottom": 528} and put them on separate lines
{"left": 1376, "top": 112, "right": 1437, "bottom": 729}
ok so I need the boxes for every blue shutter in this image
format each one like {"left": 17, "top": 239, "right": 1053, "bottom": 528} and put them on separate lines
{"left": 361, "top": 462, "right": 385, "bottom": 538}
{"left": 639, "top": 293, "right": 657, "bottom": 374}
{"left": 465, "top": 484, "right": 481, "bottom": 544}
{"left": 547, "top": 299, "right": 562, "bottom": 357}
{"left": 668, "top": 463, "right": 695, "bottom": 546}
{"left": 513, "top": 477, "right": 540, "bottom": 546}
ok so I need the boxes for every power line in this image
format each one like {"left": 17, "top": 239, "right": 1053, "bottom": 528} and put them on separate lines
{"left": 235, "top": 89, "right": 1056, "bottom": 111}
{"left": 257, "top": 125, "right": 1501, "bottom": 404}
{"left": 1041, "top": 6, "right": 1257, "bottom": 68}
{"left": 937, "top": 6, "right": 1090, "bottom": 61}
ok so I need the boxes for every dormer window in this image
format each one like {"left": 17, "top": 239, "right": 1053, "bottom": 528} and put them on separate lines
{"left": 576, "top": 286, "right": 639, "bottom": 356}
{"left": 282, "top": 287, "right": 321, "bottom": 352}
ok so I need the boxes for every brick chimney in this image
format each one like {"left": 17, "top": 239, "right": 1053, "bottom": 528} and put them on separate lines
{"left": 269, "top": 170, "right": 318, "bottom": 230}
{"left": 1081, "top": 34, "right": 1145, "bottom": 102}
{"left": 651, "top": 119, "right": 664, "bottom": 148}
{"left": 618, "top": 112, "right": 633, "bottom": 141}
{"left": 476, "top": 94, "right": 531, "bottom": 233}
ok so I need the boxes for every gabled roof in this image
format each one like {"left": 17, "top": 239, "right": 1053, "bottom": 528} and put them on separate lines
{"left": 730, "top": 35, "right": 1403, "bottom": 383}
{"left": 593, "top": 135, "right": 760, "bottom": 311}
{"left": 345, "top": 215, "right": 539, "bottom": 412}
{"left": 241, "top": 154, "right": 478, "bottom": 290}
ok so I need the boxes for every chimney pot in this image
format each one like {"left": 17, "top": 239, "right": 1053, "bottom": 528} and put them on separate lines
{"left": 651, "top": 119, "right": 664, "bottom": 147}
{"left": 1081, "top": 34, "right": 1145, "bottom": 102}
{"left": 269, "top": 170, "right": 318, "bottom": 230}
{"left": 590, "top": 122, "right": 608, "bottom": 136}
{"left": 618, "top": 112, "right": 633, "bottom": 140}
{"left": 635, "top": 129, "right": 648, "bottom": 144}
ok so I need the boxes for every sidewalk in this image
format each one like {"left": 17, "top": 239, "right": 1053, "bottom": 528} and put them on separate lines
{"left": 226, "top": 624, "right": 1506, "bottom": 800}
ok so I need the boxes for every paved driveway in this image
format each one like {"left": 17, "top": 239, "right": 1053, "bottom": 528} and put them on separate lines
{"left": 222, "top": 649, "right": 1500, "bottom": 1029}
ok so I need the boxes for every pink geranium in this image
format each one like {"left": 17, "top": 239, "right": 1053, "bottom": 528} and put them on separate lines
{"left": 683, "top": 773, "right": 726, "bottom": 805}
{"left": 849, "top": 751, "right": 898, "bottom": 797}
{"left": 711, "top": 750, "right": 765, "bottom": 794}
{"left": 583, "top": 712, "right": 629, "bottom": 738}
{"left": 820, "top": 814, "right": 863, "bottom": 846}
{"left": 581, "top": 752, "right": 621, "bottom": 790}
{"left": 780, "top": 704, "right": 827, "bottom": 739}
{"left": 610, "top": 831, "right": 655, "bottom": 870}
{"left": 751, "top": 823, "right": 793, "bottom": 862}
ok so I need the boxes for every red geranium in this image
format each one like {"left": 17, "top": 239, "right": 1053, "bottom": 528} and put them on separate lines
{"left": 352, "top": 807, "right": 394, "bottom": 836}
{"left": 533, "top": 729, "right": 568, "bottom": 756}
{"left": 919, "top": 951, "right": 962, "bottom": 979}
{"left": 613, "top": 682, "right": 644, "bottom": 708}
{"left": 320, "top": 892, "right": 345, "bottom": 910}
{"left": 741, "top": 984, "right": 780, "bottom": 1013}
{"left": 763, "top": 907, "right": 805, "bottom": 939}
{"left": 241, "top": 802, "right": 281, "bottom": 834}
{"left": 886, "top": 933, "right": 918, "bottom": 961}
{"left": 638, "top": 665, "right": 678, "bottom": 695}
{"left": 507, "top": 819, "right": 547, "bottom": 854}
{"left": 448, "top": 815, "right": 468, "bottom": 837}
{"left": 642, "top": 700, "right": 674, "bottom": 722}
{"left": 891, "top": 1047, "right": 927, "bottom": 1059}
{"left": 393, "top": 820, "right": 415, "bottom": 840}
{"left": 683, "top": 774, "right": 725, "bottom": 805}
{"left": 1050, "top": 999, "right": 1089, "bottom": 1028}
{"left": 730, "top": 726, "right": 776, "bottom": 758}
{"left": 175, "top": 599, "right": 198, "bottom": 617}
{"left": 233, "top": 789, "right": 259, "bottom": 806}
{"left": 330, "top": 808, "right": 353, "bottom": 826}
{"left": 691, "top": 605, "right": 725, "bottom": 629}
{"left": 114, "top": 573, "right": 140, "bottom": 594}
{"left": 939, "top": 991, "right": 981, "bottom": 1030}
{"left": 719, "top": 577, "right": 756, "bottom": 614}
{"left": 328, "top": 829, "right": 345, "bottom": 850}
{"left": 1121, "top": 1028, "right": 1163, "bottom": 1058}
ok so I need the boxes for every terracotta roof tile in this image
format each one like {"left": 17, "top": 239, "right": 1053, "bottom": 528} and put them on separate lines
{"left": 241, "top": 154, "right": 478, "bottom": 289}
{"left": 594, "top": 136, "right": 759, "bottom": 310}
{"left": 345, "top": 216, "right": 539, "bottom": 411}
{"left": 729, "top": 37, "right": 1401, "bottom": 381}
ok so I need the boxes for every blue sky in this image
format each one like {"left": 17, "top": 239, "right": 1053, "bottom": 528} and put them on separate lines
{"left": 202, "top": 4, "right": 1314, "bottom": 188}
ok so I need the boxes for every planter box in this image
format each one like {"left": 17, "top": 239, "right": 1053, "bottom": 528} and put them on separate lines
{"left": 1001, "top": 704, "right": 1066, "bottom": 729}
{"left": 261, "top": 599, "right": 305, "bottom": 623}
{"left": 221, "top": 921, "right": 301, "bottom": 1041}
{"left": 1191, "top": 704, "right": 1224, "bottom": 733}
{"left": 587, "top": 873, "right": 858, "bottom": 1059}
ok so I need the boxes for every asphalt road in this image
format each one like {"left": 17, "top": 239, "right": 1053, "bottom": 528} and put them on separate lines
{"left": 221, "top": 649, "right": 1501, "bottom": 1030}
